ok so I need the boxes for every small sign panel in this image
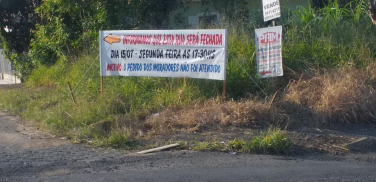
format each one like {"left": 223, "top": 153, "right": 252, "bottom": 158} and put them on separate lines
{"left": 255, "top": 26, "right": 283, "bottom": 78}
{"left": 262, "top": 0, "right": 281, "bottom": 22}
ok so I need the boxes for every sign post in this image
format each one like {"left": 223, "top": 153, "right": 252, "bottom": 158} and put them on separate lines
{"left": 100, "top": 76, "right": 103, "bottom": 96}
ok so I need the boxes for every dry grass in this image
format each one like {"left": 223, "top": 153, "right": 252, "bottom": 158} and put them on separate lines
{"left": 143, "top": 64, "right": 376, "bottom": 135}
{"left": 144, "top": 98, "right": 288, "bottom": 134}
{"left": 284, "top": 64, "right": 376, "bottom": 124}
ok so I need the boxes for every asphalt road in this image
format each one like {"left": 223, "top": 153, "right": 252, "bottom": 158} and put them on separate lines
{"left": 0, "top": 110, "right": 376, "bottom": 182}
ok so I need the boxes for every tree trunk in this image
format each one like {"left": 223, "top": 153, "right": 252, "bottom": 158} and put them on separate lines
{"left": 369, "top": 0, "right": 376, "bottom": 26}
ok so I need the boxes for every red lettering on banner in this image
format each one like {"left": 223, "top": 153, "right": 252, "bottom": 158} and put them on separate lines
{"left": 187, "top": 33, "right": 199, "bottom": 45}
{"left": 122, "top": 35, "right": 152, "bottom": 45}
{"left": 201, "top": 34, "right": 206, "bottom": 45}
{"left": 107, "top": 64, "right": 122, "bottom": 72}
{"left": 257, "top": 32, "right": 280, "bottom": 44}
{"left": 200, "top": 34, "right": 222, "bottom": 45}
{"left": 162, "top": 34, "right": 174, "bottom": 45}
{"left": 175, "top": 34, "right": 185, "bottom": 46}
{"left": 153, "top": 34, "right": 162, "bottom": 46}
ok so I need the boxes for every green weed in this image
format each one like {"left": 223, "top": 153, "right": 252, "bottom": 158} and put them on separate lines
{"left": 243, "top": 128, "right": 292, "bottom": 154}
{"left": 193, "top": 141, "right": 227, "bottom": 152}
{"left": 107, "top": 131, "right": 134, "bottom": 149}
{"left": 192, "top": 128, "right": 292, "bottom": 154}
{"left": 228, "top": 139, "right": 245, "bottom": 151}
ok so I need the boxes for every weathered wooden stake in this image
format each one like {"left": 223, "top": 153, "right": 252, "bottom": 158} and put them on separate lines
{"left": 137, "top": 143, "right": 180, "bottom": 154}
{"left": 222, "top": 80, "right": 226, "bottom": 100}
{"left": 269, "top": 92, "right": 278, "bottom": 109}
{"left": 67, "top": 82, "right": 76, "bottom": 103}
{"left": 100, "top": 76, "right": 103, "bottom": 97}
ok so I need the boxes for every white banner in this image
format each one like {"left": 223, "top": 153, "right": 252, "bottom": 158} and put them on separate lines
{"left": 100, "top": 29, "right": 228, "bottom": 80}
{"left": 262, "top": 0, "right": 281, "bottom": 22}
{"left": 255, "top": 26, "right": 283, "bottom": 78}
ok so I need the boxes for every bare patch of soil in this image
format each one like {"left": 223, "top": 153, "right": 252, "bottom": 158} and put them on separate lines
{"left": 0, "top": 110, "right": 68, "bottom": 152}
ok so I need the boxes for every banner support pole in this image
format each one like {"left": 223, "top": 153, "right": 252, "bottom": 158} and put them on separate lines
{"left": 222, "top": 80, "right": 226, "bottom": 100}
{"left": 100, "top": 76, "right": 103, "bottom": 96}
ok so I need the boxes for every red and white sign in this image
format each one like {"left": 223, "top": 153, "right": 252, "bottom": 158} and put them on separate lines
{"left": 100, "top": 29, "right": 228, "bottom": 80}
{"left": 262, "top": 0, "right": 281, "bottom": 22}
{"left": 255, "top": 26, "right": 283, "bottom": 78}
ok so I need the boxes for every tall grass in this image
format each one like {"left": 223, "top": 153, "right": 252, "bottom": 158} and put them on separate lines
{"left": 1, "top": 1, "right": 376, "bottom": 144}
{"left": 285, "top": 0, "right": 376, "bottom": 70}
{"left": 283, "top": 64, "right": 376, "bottom": 124}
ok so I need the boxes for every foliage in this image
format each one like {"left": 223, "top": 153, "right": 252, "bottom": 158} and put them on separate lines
{"left": 127, "top": 0, "right": 187, "bottom": 29}
{"left": 28, "top": 0, "right": 187, "bottom": 71}
{"left": 201, "top": 0, "right": 250, "bottom": 25}
{"left": 0, "top": 35, "right": 3, "bottom": 49}
{"left": 310, "top": 0, "right": 355, "bottom": 9}
{"left": 0, "top": 0, "right": 40, "bottom": 54}
{"left": 29, "top": 0, "right": 108, "bottom": 66}
{"left": 0, "top": 0, "right": 41, "bottom": 80}
{"left": 284, "top": 0, "right": 375, "bottom": 73}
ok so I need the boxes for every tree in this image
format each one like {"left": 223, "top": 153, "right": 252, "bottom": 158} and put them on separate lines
{"left": 29, "top": 0, "right": 109, "bottom": 65}
{"left": 30, "top": 0, "right": 187, "bottom": 66}
{"left": 128, "top": 0, "right": 186, "bottom": 29}
{"left": 0, "top": 0, "right": 41, "bottom": 79}
{"left": 1, "top": 0, "right": 187, "bottom": 79}
{"left": 0, "top": 0, "right": 40, "bottom": 54}
{"left": 200, "top": 0, "right": 250, "bottom": 25}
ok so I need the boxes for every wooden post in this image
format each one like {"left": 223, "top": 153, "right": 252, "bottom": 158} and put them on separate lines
{"left": 15, "top": 68, "right": 17, "bottom": 84}
{"left": 100, "top": 76, "right": 103, "bottom": 96}
{"left": 67, "top": 82, "right": 76, "bottom": 103}
{"left": 222, "top": 80, "right": 226, "bottom": 100}
{"left": 269, "top": 92, "right": 278, "bottom": 109}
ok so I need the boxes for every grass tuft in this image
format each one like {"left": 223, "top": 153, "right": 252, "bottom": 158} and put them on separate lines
{"left": 192, "top": 128, "right": 292, "bottom": 154}
{"left": 107, "top": 131, "right": 134, "bottom": 149}
{"left": 193, "top": 141, "right": 226, "bottom": 152}
{"left": 243, "top": 128, "right": 292, "bottom": 154}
